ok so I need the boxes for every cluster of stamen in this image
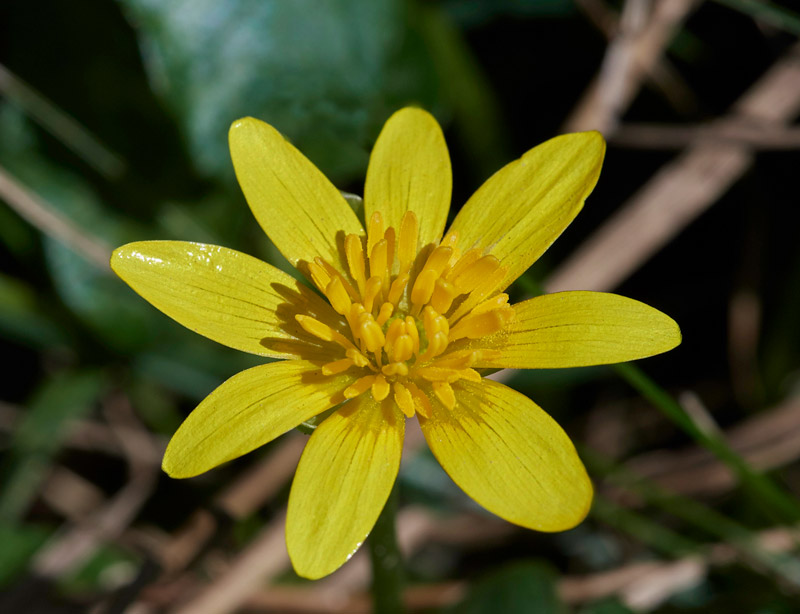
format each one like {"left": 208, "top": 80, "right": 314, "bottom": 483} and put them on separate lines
{"left": 295, "top": 210, "right": 513, "bottom": 417}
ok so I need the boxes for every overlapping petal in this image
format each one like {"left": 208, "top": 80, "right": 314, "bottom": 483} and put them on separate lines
{"left": 111, "top": 241, "right": 346, "bottom": 360}
{"left": 466, "top": 291, "right": 681, "bottom": 369}
{"left": 163, "top": 360, "right": 355, "bottom": 478}
{"left": 364, "top": 108, "right": 452, "bottom": 247}
{"left": 229, "top": 117, "right": 364, "bottom": 275}
{"left": 287, "top": 394, "right": 404, "bottom": 579}
{"left": 448, "top": 131, "right": 605, "bottom": 290}
{"left": 419, "top": 378, "right": 592, "bottom": 532}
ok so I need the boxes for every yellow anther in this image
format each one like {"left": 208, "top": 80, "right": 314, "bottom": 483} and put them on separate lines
{"left": 295, "top": 314, "right": 336, "bottom": 342}
{"left": 404, "top": 316, "right": 420, "bottom": 355}
{"left": 406, "top": 382, "right": 432, "bottom": 418}
{"left": 416, "top": 366, "right": 480, "bottom": 383}
{"left": 371, "top": 374, "right": 391, "bottom": 401}
{"left": 359, "top": 314, "right": 385, "bottom": 353}
{"left": 449, "top": 307, "right": 514, "bottom": 341}
{"left": 325, "top": 276, "right": 352, "bottom": 316}
{"left": 449, "top": 266, "right": 507, "bottom": 323}
{"left": 348, "top": 303, "right": 366, "bottom": 344}
{"left": 430, "top": 278, "right": 457, "bottom": 314}
{"left": 376, "top": 302, "right": 394, "bottom": 326}
{"left": 345, "top": 234, "right": 367, "bottom": 296}
{"left": 446, "top": 248, "right": 482, "bottom": 283}
{"left": 369, "top": 239, "right": 389, "bottom": 281}
{"left": 296, "top": 315, "right": 360, "bottom": 352}
{"left": 451, "top": 254, "right": 501, "bottom": 294}
{"left": 381, "top": 362, "right": 409, "bottom": 377}
{"left": 392, "top": 334, "right": 414, "bottom": 363}
{"left": 346, "top": 348, "right": 371, "bottom": 368}
{"left": 387, "top": 273, "right": 409, "bottom": 306}
{"left": 307, "top": 260, "right": 331, "bottom": 292}
{"left": 393, "top": 382, "right": 415, "bottom": 418}
{"left": 422, "top": 246, "right": 453, "bottom": 276}
{"left": 344, "top": 375, "right": 376, "bottom": 399}
{"left": 422, "top": 306, "right": 449, "bottom": 338}
{"left": 363, "top": 276, "right": 383, "bottom": 314}
{"left": 431, "top": 349, "right": 480, "bottom": 370}
{"left": 425, "top": 332, "right": 449, "bottom": 360}
{"left": 367, "top": 211, "right": 384, "bottom": 256}
{"left": 440, "top": 230, "right": 459, "bottom": 249}
{"left": 471, "top": 293, "right": 510, "bottom": 316}
{"left": 410, "top": 268, "right": 437, "bottom": 309}
{"left": 385, "top": 318, "right": 405, "bottom": 350}
{"left": 398, "top": 211, "right": 418, "bottom": 274}
{"left": 315, "top": 257, "right": 360, "bottom": 301}
{"left": 322, "top": 358, "right": 354, "bottom": 375}
{"left": 432, "top": 381, "right": 456, "bottom": 410}
{"left": 384, "top": 226, "right": 396, "bottom": 274}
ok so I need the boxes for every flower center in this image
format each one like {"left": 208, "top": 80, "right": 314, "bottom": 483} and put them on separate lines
{"left": 295, "top": 210, "right": 513, "bottom": 417}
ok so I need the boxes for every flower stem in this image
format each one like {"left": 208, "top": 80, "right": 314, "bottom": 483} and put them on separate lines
{"left": 615, "top": 362, "right": 800, "bottom": 524}
{"left": 368, "top": 483, "right": 404, "bottom": 614}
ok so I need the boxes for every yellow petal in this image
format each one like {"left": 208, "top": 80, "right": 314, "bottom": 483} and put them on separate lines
{"left": 229, "top": 117, "right": 364, "bottom": 274}
{"left": 419, "top": 378, "right": 592, "bottom": 532}
{"left": 163, "top": 360, "right": 354, "bottom": 478}
{"left": 364, "top": 108, "right": 452, "bottom": 248}
{"left": 467, "top": 291, "right": 681, "bottom": 369}
{"left": 448, "top": 131, "right": 605, "bottom": 289}
{"left": 111, "top": 241, "right": 345, "bottom": 361}
{"left": 287, "top": 395, "right": 404, "bottom": 579}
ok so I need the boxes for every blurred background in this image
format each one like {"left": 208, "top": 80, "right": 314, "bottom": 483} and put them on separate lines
{"left": 2, "top": 0, "right": 800, "bottom": 612}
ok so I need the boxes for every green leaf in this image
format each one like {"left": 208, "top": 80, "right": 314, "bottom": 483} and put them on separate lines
{"left": 451, "top": 561, "right": 564, "bottom": 614}
{"left": 119, "top": 0, "right": 441, "bottom": 184}
{"left": 0, "top": 523, "right": 52, "bottom": 587}
{"left": 0, "top": 273, "right": 66, "bottom": 349}
{"left": 579, "top": 598, "right": 635, "bottom": 614}
{"left": 0, "top": 371, "right": 107, "bottom": 523}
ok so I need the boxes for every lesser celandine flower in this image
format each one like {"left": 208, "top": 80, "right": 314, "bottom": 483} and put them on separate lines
{"left": 112, "top": 108, "right": 680, "bottom": 579}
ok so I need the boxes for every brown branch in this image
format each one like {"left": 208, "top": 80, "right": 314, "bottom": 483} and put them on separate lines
{"left": 547, "top": 42, "right": 800, "bottom": 293}
{"left": 238, "top": 525, "right": 800, "bottom": 613}
{"left": 566, "top": 0, "right": 702, "bottom": 133}
{"left": 611, "top": 120, "right": 800, "bottom": 149}
{"left": 0, "top": 165, "right": 112, "bottom": 270}
{"left": 31, "top": 394, "right": 159, "bottom": 578}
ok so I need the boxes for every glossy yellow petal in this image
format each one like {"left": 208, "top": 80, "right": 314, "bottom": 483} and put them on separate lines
{"left": 364, "top": 108, "right": 452, "bottom": 247}
{"left": 111, "top": 241, "right": 346, "bottom": 360}
{"left": 467, "top": 291, "right": 681, "bottom": 369}
{"left": 449, "top": 132, "right": 605, "bottom": 289}
{"left": 287, "top": 395, "right": 404, "bottom": 579}
{"left": 163, "top": 360, "right": 354, "bottom": 478}
{"left": 229, "top": 117, "right": 364, "bottom": 274}
{"left": 419, "top": 378, "right": 592, "bottom": 532}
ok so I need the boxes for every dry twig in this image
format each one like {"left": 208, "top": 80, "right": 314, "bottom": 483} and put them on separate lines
{"left": 0, "top": 164, "right": 112, "bottom": 270}
{"left": 548, "top": 42, "right": 800, "bottom": 293}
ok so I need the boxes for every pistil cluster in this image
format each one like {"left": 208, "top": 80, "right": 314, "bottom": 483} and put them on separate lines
{"left": 295, "top": 211, "right": 513, "bottom": 417}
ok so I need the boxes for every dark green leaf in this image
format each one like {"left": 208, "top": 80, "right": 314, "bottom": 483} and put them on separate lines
{"left": 120, "top": 0, "right": 441, "bottom": 184}
{"left": 451, "top": 560, "right": 565, "bottom": 614}
{"left": 0, "top": 523, "right": 52, "bottom": 587}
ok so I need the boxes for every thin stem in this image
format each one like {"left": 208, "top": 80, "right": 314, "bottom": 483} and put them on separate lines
{"left": 711, "top": 0, "right": 800, "bottom": 37}
{"left": 583, "top": 447, "right": 800, "bottom": 588}
{"left": 368, "top": 483, "right": 404, "bottom": 614}
{"left": 615, "top": 362, "right": 800, "bottom": 524}
{"left": 0, "top": 64, "right": 125, "bottom": 179}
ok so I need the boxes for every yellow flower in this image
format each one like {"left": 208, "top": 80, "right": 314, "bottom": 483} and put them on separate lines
{"left": 111, "top": 108, "right": 680, "bottom": 579}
